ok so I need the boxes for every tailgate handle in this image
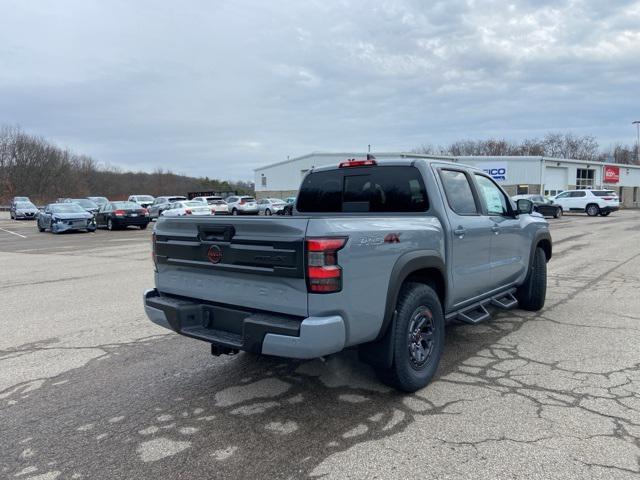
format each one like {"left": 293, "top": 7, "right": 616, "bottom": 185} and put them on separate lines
{"left": 198, "top": 225, "right": 235, "bottom": 242}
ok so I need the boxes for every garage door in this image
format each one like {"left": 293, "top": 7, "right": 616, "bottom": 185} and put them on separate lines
{"left": 545, "top": 167, "right": 568, "bottom": 191}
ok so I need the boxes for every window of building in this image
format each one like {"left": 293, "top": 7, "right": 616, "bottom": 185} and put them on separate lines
{"left": 576, "top": 169, "right": 594, "bottom": 189}
{"left": 261, "top": 175, "right": 267, "bottom": 187}
{"left": 517, "top": 185, "right": 529, "bottom": 195}
{"left": 544, "top": 189, "right": 563, "bottom": 197}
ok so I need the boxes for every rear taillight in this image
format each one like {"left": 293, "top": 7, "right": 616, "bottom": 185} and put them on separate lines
{"left": 210, "top": 207, "right": 216, "bottom": 214}
{"left": 114, "top": 210, "right": 125, "bottom": 216}
{"left": 306, "top": 237, "right": 347, "bottom": 293}
{"left": 185, "top": 209, "right": 192, "bottom": 215}
{"left": 152, "top": 232, "right": 157, "bottom": 271}
{"left": 142, "top": 208, "right": 149, "bottom": 216}
{"left": 239, "top": 199, "right": 246, "bottom": 205}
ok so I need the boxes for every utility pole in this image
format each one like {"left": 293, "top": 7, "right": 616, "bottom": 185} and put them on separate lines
{"left": 633, "top": 121, "right": 640, "bottom": 163}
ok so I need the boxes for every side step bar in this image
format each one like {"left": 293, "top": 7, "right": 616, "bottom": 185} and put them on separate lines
{"left": 458, "top": 305, "right": 490, "bottom": 325}
{"left": 491, "top": 292, "right": 518, "bottom": 309}
{"left": 455, "top": 289, "right": 519, "bottom": 325}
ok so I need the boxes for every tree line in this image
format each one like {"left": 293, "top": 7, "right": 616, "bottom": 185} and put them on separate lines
{"left": 414, "top": 132, "right": 639, "bottom": 164}
{"left": 0, "top": 126, "right": 253, "bottom": 204}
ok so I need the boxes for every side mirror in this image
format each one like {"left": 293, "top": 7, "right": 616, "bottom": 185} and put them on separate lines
{"left": 516, "top": 199, "right": 534, "bottom": 215}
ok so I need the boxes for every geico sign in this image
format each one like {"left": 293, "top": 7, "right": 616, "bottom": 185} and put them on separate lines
{"left": 483, "top": 167, "right": 507, "bottom": 181}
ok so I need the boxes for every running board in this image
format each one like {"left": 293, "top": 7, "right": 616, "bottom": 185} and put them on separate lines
{"left": 491, "top": 292, "right": 518, "bottom": 309}
{"left": 454, "top": 289, "right": 519, "bottom": 325}
{"left": 458, "top": 305, "right": 490, "bottom": 325}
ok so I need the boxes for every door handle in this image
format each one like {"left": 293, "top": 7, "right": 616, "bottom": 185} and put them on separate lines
{"left": 491, "top": 225, "right": 500, "bottom": 234}
{"left": 454, "top": 226, "right": 466, "bottom": 237}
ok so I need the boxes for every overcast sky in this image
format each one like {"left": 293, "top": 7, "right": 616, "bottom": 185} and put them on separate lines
{"left": 1, "top": 0, "right": 639, "bottom": 180}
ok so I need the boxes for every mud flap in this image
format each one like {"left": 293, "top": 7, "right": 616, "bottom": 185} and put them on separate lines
{"left": 358, "top": 311, "right": 396, "bottom": 369}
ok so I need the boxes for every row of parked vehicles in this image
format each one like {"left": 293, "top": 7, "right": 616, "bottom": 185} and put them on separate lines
{"left": 7, "top": 193, "right": 299, "bottom": 234}
{"left": 511, "top": 189, "right": 620, "bottom": 218}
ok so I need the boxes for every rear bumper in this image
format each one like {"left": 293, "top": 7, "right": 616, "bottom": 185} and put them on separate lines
{"left": 143, "top": 289, "right": 345, "bottom": 359}
{"left": 114, "top": 217, "right": 150, "bottom": 226}
{"left": 601, "top": 206, "right": 619, "bottom": 213}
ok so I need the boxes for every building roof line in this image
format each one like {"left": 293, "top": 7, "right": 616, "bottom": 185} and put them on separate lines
{"left": 255, "top": 151, "right": 457, "bottom": 171}
{"left": 256, "top": 152, "right": 640, "bottom": 171}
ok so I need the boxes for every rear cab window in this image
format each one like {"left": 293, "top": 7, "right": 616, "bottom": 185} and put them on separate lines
{"left": 297, "top": 166, "right": 428, "bottom": 213}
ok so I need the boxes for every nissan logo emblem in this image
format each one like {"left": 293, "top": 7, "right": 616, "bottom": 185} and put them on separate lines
{"left": 207, "top": 245, "right": 223, "bottom": 264}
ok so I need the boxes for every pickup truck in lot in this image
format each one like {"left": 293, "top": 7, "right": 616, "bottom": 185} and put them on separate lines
{"left": 144, "top": 158, "right": 552, "bottom": 391}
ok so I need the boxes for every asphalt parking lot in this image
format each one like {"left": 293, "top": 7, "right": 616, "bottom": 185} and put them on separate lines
{"left": 1, "top": 211, "right": 640, "bottom": 479}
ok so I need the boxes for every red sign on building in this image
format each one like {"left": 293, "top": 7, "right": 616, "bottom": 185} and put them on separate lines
{"left": 604, "top": 165, "right": 620, "bottom": 184}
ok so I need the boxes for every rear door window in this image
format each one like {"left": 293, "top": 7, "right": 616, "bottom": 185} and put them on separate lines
{"left": 439, "top": 169, "right": 478, "bottom": 215}
{"left": 297, "top": 166, "right": 428, "bottom": 213}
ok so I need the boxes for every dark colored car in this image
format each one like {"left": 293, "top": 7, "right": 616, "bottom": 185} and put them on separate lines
{"left": 87, "top": 196, "right": 109, "bottom": 208}
{"left": 37, "top": 203, "right": 96, "bottom": 233}
{"left": 512, "top": 195, "right": 562, "bottom": 218}
{"left": 95, "top": 201, "right": 151, "bottom": 230}
{"left": 64, "top": 198, "right": 99, "bottom": 215}
{"left": 10, "top": 201, "right": 39, "bottom": 219}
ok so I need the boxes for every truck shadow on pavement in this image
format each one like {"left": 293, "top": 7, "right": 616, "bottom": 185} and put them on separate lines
{"left": 1, "top": 311, "right": 529, "bottom": 479}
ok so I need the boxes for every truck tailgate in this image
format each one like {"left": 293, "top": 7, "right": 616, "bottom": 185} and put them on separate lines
{"left": 153, "top": 216, "right": 309, "bottom": 317}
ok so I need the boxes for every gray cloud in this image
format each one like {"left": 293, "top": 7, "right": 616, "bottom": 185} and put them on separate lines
{"left": 1, "top": 0, "right": 638, "bottom": 179}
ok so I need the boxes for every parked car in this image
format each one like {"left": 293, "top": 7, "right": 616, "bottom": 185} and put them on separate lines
{"left": 144, "top": 158, "right": 551, "bottom": 392}
{"left": 37, "top": 203, "right": 96, "bottom": 233}
{"left": 87, "top": 196, "right": 109, "bottom": 208}
{"left": 148, "top": 196, "right": 187, "bottom": 219}
{"left": 552, "top": 189, "right": 619, "bottom": 216}
{"left": 128, "top": 195, "right": 155, "bottom": 208}
{"left": 258, "top": 198, "right": 287, "bottom": 215}
{"left": 225, "top": 196, "right": 259, "bottom": 215}
{"left": 95, "top": 201, "right": 151, "bottom": 230}
{"left": 63, "top": 198, "right": 99, "bottom": 215}
{"left": 285, "top": 196, "right": 296, "bottom": 204}
{"left": 11, "top": 196, "right": 30, "bottom": 208}
{"left": 512, "top": 194, "right": 562, "bottom": 218}
{"left": 277, "top": 203, "right": 294, "bottom": 215}
{"left": 161, "top": 200, "right": 213, "bottom": 217}
{"left": 191, "top": 196, "right": 230, "bottom": 214}
{"left": 10, "top": 201, "right": 39, "bottom": 220}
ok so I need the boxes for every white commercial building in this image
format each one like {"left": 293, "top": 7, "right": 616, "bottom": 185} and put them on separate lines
{"left": 255, "top": 152, "right": 640, "bottom": 208}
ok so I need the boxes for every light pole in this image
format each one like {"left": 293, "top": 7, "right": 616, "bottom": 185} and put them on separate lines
{"left": 633, "top": 121, "right": 640, "bottom": 163}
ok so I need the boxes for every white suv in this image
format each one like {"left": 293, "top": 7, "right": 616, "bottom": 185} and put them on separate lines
{"left": 553, "top": 189, "right": 619, "bottom": 217}
{"left": 225, "top": 196, "right": 259, "bottom": 215}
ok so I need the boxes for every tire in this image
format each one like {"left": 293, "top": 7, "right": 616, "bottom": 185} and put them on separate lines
{"left": 38, "top": 222, "right": 45, "bottom": 232}
{"left": 600, "top": 211, "right": 611, "bottom": 217}
{"left": 516, "top": 247, "right": 547, "bottom": 311}
{"left": 140, "top": 223, "right": 148, "bottom": 230}
{"left": 265, "top": 209, "right": 272, "bottom": 216}
{"left": 586, "top": 204, "right": 600, "bottom": 216}
{"left": 232, "top": 208, "right": 238, "bottom": 216}
{"left": 107, "top": 218, "right": 115, "bottom": 231}
{"left": 554, "top": 208, "right": 562, "bottom": 219}
{"left": 377, "top": 282, "right": 445, "bottom": 393}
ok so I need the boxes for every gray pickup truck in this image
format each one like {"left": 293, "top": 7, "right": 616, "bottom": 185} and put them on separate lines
{"left": 144, "top": 158, "right": 551, "bottom": 391}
